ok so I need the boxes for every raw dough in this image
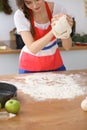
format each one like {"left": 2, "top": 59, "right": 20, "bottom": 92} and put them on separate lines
{"left": 81, "top": 97, "right": 87, "bottom": 111}
{"left": 52, "top": 15, "right": 72, "bottom": 39}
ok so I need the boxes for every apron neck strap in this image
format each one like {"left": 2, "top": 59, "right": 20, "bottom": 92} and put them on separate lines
{"left": 45, "top": 2, "right": 52, "bottom": 22}
{"left": 30, "top": 1, "right": 52, "bottom": 25}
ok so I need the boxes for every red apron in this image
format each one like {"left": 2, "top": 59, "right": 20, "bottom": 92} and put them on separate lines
{"left": 31, "top": 2, "right": 55, "bottom": 41}
{"left": 19, "top": 2, "right": 63, "bottom": 71}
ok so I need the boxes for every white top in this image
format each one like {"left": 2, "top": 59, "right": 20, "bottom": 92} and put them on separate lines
{"left": 14, "top": 2, "right": 66, "bottom": 34}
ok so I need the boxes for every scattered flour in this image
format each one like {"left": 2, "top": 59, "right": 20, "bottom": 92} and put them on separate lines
{"left": 0, "top": 73, "right": 86, "bottom": 101}
{"left": 0, "top": 111, "right": 16, "bottom": 120}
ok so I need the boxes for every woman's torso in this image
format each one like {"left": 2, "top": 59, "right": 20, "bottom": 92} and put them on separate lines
{"left": 14, "top": 1, "right": 66, "bottom": 71}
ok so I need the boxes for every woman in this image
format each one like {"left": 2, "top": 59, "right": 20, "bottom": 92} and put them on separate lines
{"left": 14, "top": 0, "right": 73, "bottom": 74}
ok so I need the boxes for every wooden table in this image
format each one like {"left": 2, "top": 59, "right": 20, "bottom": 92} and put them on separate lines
{"left": 0, "top": 70, "right": 87, "bottom": 130}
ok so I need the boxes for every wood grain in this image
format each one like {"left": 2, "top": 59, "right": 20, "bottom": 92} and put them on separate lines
{"left": 0, "top": 70, "right": 87, "bottom": 130}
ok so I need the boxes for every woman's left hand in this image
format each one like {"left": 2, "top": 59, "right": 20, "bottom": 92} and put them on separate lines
{"left": 66, "top": 15, "right": 74, "bottom": 28}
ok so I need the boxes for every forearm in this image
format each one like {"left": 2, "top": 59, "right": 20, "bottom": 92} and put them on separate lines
{"left": 29, "top": 31, "right": 54, "bottom": 54}
{"left": 61, "top": 37, "right": 72, "bottom": 50}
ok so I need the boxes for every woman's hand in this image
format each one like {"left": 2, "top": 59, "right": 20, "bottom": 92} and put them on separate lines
{"left": 51, "top": 13, "right": 73, "bottom": 28}
{"left": 51, "top": 13, "right": 73, "bottom": 50}
{"left": 51, "top": 13, "right": 64, "bottom": 27}
{"left": 66, "top": 15, "right": 74, "bottom": 28}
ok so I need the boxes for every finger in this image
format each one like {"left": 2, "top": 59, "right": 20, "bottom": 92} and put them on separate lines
{"left": 66, "top": 16, "right": 74, "bottom": 27}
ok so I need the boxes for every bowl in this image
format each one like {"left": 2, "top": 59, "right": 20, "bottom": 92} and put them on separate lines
{"left": 0, "top": 82, "right": 17, "bottom": 108}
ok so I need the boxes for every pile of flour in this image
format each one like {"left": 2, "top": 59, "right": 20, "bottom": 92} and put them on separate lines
{"left": 11, "top": 73, "right": 86, "bottom": 101}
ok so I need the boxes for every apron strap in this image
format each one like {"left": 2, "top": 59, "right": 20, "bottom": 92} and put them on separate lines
{"left": 31, "top": 1, "right": 52, "bottom": 25}
{"left": 45, "top": 2, "right": 52, "bottom": 22}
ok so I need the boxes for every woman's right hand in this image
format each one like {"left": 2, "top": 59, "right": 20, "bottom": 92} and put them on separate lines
{"left": 51, "top": 13, "right": 64, "bottom": 27}
{"left": 51, "top": 13, "right": 73, "bottom": 29}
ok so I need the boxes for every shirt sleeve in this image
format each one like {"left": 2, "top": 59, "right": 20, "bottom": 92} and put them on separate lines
{"left": 53, "top": 2, "right": 67, "bottom": 16}
{"left": 14, "top": 9, "right": 31, "bottom": 34}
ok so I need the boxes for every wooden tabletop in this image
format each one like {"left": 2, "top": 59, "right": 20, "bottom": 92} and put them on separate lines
{"left": 0, "top": 69, "right": 87, "bottom": 130}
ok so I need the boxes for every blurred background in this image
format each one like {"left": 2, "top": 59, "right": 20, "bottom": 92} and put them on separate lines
{"left": 0, "top": 0, "right": 87, "bottom": 41}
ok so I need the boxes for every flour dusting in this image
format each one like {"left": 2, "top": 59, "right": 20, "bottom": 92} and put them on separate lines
{"left": 0, "top": 73, "right": 86, "bottom": 101}
{"left": 21, "top": 73, "right": 86, "bottom": 100}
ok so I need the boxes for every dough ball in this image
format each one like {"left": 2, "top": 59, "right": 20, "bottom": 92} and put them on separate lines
{"left": 52, "top": 15, "right": 72, "bottom": 39}
{"left": 81, "top": 97, "right": 87, "bottom": 111}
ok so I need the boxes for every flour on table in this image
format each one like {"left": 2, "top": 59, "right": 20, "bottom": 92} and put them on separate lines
{"left": 0, "top": 73, "right": 86, "bottom": 101}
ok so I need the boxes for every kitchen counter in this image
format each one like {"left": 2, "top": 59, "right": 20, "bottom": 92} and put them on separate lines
{"left": 0, "top": 41, "right": 20, "bottom": 54}
{"left": 0, "top": 69, "right": 87, "bottom": 130}
{"left": 0, "top": 40, "right": 87, "bottom": 54}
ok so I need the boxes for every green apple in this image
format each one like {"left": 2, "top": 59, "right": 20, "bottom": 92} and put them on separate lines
{"left": 0, "top": 103, "right": 2, "bottom": 110}
{"left": 5, "top": 99, "right": 20, "bottom": 114}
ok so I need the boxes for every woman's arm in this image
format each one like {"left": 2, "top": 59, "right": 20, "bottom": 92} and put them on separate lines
{"left": 61, "top": 37, "right": 72, "bottom": 50}
{"left": 20, "top": 30, "right": 54, "bottom": 54}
